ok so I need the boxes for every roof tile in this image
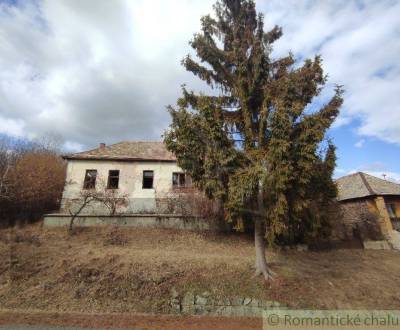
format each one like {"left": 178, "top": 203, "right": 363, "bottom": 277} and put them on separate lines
{"left": 63, "top": 141, "right": 176, "bottom": 161}
{"left": 336, "top": 172, "right": 400, "bottom": 201}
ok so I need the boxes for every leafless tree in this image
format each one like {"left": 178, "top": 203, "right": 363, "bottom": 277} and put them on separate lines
{"left": 67, "top": 179, "right": 128, "bottom": 233}
{"left": 0, "top": 139, "right": 15, "bottom": 201}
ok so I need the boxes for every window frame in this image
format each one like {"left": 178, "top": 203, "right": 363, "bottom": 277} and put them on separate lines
{"left": 142, "top": 170, "right": 154, "bottom": 189}
{"left": 107, "top": 169, "right": 120, "bottom": 189}
{"left": 172, "top": 172, "right": 186, "bottom": 188}
{"left": 83, "top": 169, "right": 97, "bottom": 190}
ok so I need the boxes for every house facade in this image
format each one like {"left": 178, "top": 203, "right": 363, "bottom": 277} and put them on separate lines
{"left": 60, "top": 141, "right": 189, "bottom": 214}
{"left": 44, "top": 141, "right": 218, "bottom": 230}
{"left": 335, "top": 172, "right": 400, "bottom": 249}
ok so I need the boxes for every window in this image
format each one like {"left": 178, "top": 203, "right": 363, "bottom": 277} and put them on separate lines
{"left": 107, "top": 170, "right": 120, "bottom": 189}
{"left": 387, "top": 203, "right": 397, "bottom": 218}
{"left": 172, "top": 172, "right": 186, "bottom": 188}
{"left": 83, "top": 170, "right": 97, "bottom": 189}
{"left": 143, "top": 170, "right": 154, "bottom": 189}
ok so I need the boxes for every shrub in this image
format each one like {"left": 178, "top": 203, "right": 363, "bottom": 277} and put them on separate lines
{"left": 0, "top": 138, "right": 66, "bottom": 226}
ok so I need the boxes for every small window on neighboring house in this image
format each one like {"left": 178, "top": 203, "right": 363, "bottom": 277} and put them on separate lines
{"left": 172, "top": 172, "right": 188, "bottom": 188}
{"left": 143, "top": 170, "right": 154, "bottom": 189}
{"left": 107, "top": 170, "right": 120, "bottom": 189}
{"left": 387, "top": 203, "right": 396, "bottom": 218}
{"left": 83, "top": 170, "right": 97, "bottom": 189}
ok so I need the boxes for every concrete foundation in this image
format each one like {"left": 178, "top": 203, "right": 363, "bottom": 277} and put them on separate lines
{"left": 43, "top": 213, "right": 216, "bottom": 230}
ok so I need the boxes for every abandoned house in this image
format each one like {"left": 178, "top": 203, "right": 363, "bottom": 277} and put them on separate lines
{"left": 44, "top": 141, "right": 400, "bottom": 249}
{"left": 334, "top": 172, "right": 400, "bottom": 249}
{"left": 44, "top": 141, "right": 216, "bottom": 229}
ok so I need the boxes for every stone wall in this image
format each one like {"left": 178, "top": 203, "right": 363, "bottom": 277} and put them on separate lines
{"left": 170, "top": 290, "right": 284, "bottom": 317}
{"left": 333, "top": 199, "right": 383, "bottom": 242}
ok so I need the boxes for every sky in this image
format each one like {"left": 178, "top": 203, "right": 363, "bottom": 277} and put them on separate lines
{"left": 0, "top": 0, "right": 399, "bottom": 181}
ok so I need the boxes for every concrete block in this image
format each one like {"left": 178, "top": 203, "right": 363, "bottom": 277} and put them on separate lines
{"left": 232, "top": 297, "right": 244, "bottom": 306}
{"left": 243, "top": 297, "right": 252, "bottom": 305}
{"left": 182, "top": 292, "right": 195, "bottom": 306}
{"left": 195, "top": 295, "right": 208, "bottom": 305}
{"left": 363, "top": 240, "right": 391, "bottom": 250}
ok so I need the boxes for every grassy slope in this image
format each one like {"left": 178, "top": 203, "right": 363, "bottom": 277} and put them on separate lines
{"left": 0, "top": 223, "right": 400, "bottom": 314}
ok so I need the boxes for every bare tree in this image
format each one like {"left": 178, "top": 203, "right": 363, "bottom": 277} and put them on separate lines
{"left": 67, "top": 179, "right": 128, "bottom": 233}
{"left": 0, "top": 138, "right": 15, "bottom": 202}
{"left": 32, "top": 132, "right": 63, "bottom": 154}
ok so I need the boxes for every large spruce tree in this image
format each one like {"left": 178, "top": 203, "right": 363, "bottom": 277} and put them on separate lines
{"left": 164, "top": 0, "right": 342, "bottom": 281}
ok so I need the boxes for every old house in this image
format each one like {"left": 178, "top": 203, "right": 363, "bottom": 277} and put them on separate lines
{"left": 44, "top": 141, "right": 217, "bottom": 229}
{"left": 335, "top": 172, "right": 400, "bottom": 249}
{"left": 45, "top": 141, "right": 400, "bottom": 249}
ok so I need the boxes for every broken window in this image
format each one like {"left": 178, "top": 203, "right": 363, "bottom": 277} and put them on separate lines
{"left": 172, "top": 172, "right": 187, "bottom": 188}
{"left": 83, "top": 169, "right": 97, "bottom": 189}
{"left": 107, "top": 170, "right": 120, "bottom": 189}
{"left": 142, "top": 170, "right": 154, "bottom": 189}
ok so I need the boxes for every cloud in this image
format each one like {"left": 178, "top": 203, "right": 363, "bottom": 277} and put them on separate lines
{"left": 261, "top": 0, "right": 400, "bottom": 144}
{"left": 0, "top": 0, "right": 399, "bottom": 151}
{"left": 354, "top": 139, "right": 365, "bottom": 148}
{"left": 0, "top": 116, "right": 25, "bottom": 137}
{"left": 358, "top": 162, "right": 387, "bottom": 172}
{"left": 0, "top": 0, "right": 214, "bottom": 149}
{"left": 331, "top": 115, "right": 352, "bottom": 129}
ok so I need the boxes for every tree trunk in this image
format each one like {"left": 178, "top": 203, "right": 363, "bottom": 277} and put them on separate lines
{"left": 68, "top": 210, "right": 78, "bottom": 233}
{"left": 254, "top": 218, "right": 274, "bottom": 281}
{"left": 68, "top": 197, "right": 91, "bottom": 233}
{"left": 254, "top": 183, "right": 275, "bottom": 281}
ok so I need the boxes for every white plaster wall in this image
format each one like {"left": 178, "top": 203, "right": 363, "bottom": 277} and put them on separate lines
{"left": 61, "top": 159, "right": 184, "bottom": 213}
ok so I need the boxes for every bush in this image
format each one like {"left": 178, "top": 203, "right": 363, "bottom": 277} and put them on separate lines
{"left": 0, "top": 138, "right": 66, "bottom": 226}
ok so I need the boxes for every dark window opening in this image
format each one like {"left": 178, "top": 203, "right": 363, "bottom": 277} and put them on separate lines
{"left": 172, "top": 172, "right": 186, "bottom": 188}
{"left": 107, "top": 170, "right": 120, "bottom": 189}
{"left": 83, "top": 169, "right": 97, "bottom": 189}
{"left": 143, "top": 170, "right": 154, "bottom": 189}
{"left": 387, "top": 203, "right": 397, "bottom": 218}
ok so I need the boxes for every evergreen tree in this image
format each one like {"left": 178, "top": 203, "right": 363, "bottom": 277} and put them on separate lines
{"left": 164, "top": 0, "right": 343, "bottom": 281}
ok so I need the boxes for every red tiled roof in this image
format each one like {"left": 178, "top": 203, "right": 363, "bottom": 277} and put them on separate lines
{"left": 63, "top": 141, "right": 176, "bottom": 162}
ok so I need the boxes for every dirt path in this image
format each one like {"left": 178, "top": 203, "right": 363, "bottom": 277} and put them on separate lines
{"left": 0, "top": 311, "right": 262, "bottom": 330}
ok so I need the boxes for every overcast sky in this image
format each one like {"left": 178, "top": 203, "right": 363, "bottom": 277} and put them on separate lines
{"left": 0, "top": 0, "right": 399, "bottom": 181}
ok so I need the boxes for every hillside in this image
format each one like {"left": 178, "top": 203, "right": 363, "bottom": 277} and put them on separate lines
{"left": 1, "top": 223, "right": 400, "bottom": 318}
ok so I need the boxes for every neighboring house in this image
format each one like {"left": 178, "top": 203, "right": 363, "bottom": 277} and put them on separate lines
{"left": 335, "top": 172, "right": 400, "bottom": 249}
{"left": 44, "top": 141, "right": 216, "bottom": 230}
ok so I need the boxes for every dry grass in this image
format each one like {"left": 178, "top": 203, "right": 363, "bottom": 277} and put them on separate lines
{"left": 0, "top": 222, "right": 400, "bottom": 314}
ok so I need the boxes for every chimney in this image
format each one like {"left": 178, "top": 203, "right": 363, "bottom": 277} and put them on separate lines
{"left": 99, "top": 143, "right": 106, "bottom": 150}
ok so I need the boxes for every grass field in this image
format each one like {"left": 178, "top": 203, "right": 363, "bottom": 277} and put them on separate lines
{"left": 1, "top": 222, "right": 400, "bottom": 316}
